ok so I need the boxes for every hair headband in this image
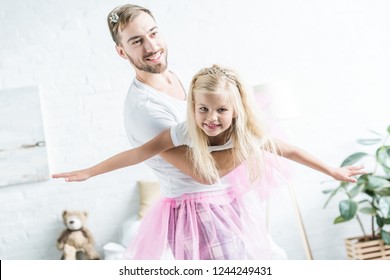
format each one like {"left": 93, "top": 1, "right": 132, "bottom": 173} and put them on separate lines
{"left": 109, "top": 12, "right": 119, "bottom": 23}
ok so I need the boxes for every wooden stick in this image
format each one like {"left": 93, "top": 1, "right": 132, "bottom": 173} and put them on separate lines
{"left": 287, "top": 181, "right": 314, "bottom": 260}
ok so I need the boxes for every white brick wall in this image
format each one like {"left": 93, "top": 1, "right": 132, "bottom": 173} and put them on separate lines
{"left": 1, "top": 0, "right": 389, "bottom": 260}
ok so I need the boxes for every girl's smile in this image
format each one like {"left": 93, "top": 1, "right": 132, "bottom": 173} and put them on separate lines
{"left": 203, "top": 123, "right": 221, "bottom": 129}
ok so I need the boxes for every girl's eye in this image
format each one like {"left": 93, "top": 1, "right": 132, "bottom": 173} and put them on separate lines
{"left": 217, "top": 108, "right": 227, "bottom": 113}
{"left": 199, "top": 107, "right": 208, "bottom": 112}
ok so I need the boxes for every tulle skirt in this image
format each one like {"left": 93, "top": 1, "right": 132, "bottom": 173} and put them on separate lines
{"left": 123, "top": 186, "right": 284, "bottom": 260}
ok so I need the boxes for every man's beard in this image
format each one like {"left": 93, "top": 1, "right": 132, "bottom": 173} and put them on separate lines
{"left": 127, "top": 48, "right": 168, "bottom": 74}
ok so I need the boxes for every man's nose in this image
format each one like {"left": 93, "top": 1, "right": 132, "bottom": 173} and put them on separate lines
{"left": 144, "top": 37, "right": 159, "bottom": 53}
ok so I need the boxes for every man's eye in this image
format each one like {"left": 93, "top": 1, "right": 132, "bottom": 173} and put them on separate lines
{"left": 132, "top": 40, "right": 141, "bottom": 45}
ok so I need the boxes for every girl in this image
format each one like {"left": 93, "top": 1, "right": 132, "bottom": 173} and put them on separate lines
{"left": 53, "top": 65, "right": 365, "bottom": 259}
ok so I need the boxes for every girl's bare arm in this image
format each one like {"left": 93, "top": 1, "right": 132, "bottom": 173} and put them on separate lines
{"left": 274, "top": 138, "right": 365, "bottom": 182}
{"left": 52, "top": 129, "right": 174, "bottom": 182}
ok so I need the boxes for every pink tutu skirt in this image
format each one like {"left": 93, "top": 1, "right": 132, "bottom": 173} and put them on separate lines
{"left": 123, "top": 186, "right": 275, "bottom": 260}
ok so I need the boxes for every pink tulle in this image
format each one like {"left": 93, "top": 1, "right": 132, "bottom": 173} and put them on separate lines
{"left": 225, "top": 151, "right": 292, "bottom": 201}
{"left": 123, "top": 187, "right": 273, "bottom": 259}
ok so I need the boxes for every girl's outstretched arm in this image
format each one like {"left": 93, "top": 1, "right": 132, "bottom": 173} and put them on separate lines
{"left": 273, "top": 138, "right": 366, "bottom": 183}
{"left": 52, "top": 129, "right": 174, "bottom": 182}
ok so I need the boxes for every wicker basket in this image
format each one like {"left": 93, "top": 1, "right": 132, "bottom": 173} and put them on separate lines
{"left": 345, "top": 236, "right": 390, "bottom": 260}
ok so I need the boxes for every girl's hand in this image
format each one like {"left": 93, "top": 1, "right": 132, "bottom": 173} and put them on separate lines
{"left": 52, "top": 168, "right": 92, "bottom": 182}
{"left": 330, "top": 165, "right": 366, "bottom": 183}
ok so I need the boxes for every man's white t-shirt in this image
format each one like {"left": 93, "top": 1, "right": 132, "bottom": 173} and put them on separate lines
{"left": 124, "top": 78, "right": 229, "bottom": 198}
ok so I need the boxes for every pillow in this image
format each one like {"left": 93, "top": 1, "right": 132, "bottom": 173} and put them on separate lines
{"left": 119, "top": 181, "right": 160, "bottom": 248}
{"left": 103, "top": 242, "right": 126, "bottom": 260}
{"left": 137, "top": 180, "right": 160, "bottom": 220}
{"left": 120, "top": 216, "right": 141, "bottom": 248}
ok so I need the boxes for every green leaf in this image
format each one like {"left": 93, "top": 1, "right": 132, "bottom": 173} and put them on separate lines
{"left": 376, "top": 187, "right": 390, "bottom": 196}
{"left": 367, "top": 175, "right": 390, "bottom": 190}
{"left": 376, "top": 146, "right": 390, "bottom": 174}
{"left": 339, "top": 199, "right": 357, "bottom": 220}
{"left": 376, "top": 215, "right": 390, "bottom": 228}
{"left": 358, "top": 199, "right": 371, "bottom": 204}
{"left": 334, "top": 216, "right": 348, "bottom": 224}
{"left": 364, "top": 189, "right": 376, "bottom": 198}
{"left": 387, "top": 125, "right": 390, "bottom": 134}
{"left": 341, "top": 152, "right": 368, "bottom": 167}
{"left": 357, "top": 174, "right": 370, "bottom": 191}
{"left": 378, "top": 197, "right": 390, "bottom": 219}
{"left": 358, "top": 174, "right": 370, "bottom": 184}
{"left": 377, "top": 215, "right": 384, "bottom": 228}
{"left": 348, "top": 184, "right": 363, "bottom": 198}
{"left": 356, "top": 138, "right": 381, "bottom": 145}
{"left": 322, "top": 189, "right": 335, "bottom": 194}
{"left": 368, "top": 129, "right": 382, "bottom": 136}
{"left": 381, "top": 230, "right": 390, "bottom": 245}
{"left": 358, "top": 175, "right": 375, "bottom": 197}
{"left": 359, "top": 207, "right": 377, "bottom": 215}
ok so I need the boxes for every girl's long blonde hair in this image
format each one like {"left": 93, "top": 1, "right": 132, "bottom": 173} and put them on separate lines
{"left": 187, "top": 65, "right": 280, "bottom": 184}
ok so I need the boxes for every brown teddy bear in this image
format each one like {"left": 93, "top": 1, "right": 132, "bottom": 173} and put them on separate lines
{"left": 57, "top": 210, "right": 100, "bottom": 260}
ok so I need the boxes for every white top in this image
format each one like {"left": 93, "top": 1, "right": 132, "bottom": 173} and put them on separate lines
{"left": 124, "top": 78, "right": 230, "bottom": 198}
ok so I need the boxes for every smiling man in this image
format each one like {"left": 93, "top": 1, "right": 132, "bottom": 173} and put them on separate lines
{"left": 107, "top": 4, "right": 238, "bottom": 189}
{"left": 105, "top": 4, "right": 242, "bottom": 259}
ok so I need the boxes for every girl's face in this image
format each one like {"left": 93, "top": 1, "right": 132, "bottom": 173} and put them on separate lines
{"left": 194, "top": 91, "right": 235, "bottom": 144}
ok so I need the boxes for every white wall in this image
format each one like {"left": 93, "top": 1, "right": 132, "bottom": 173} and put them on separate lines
{"left": 0, "top": 0, "right": 389, "bottom": 260}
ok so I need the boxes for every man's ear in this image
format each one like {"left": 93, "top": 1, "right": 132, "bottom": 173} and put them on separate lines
{"left": 115, "top": 45, "right": 128, "bottom": 60}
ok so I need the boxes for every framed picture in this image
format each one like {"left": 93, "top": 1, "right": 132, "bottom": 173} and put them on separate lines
{"left": 0, "top": 86, "right": 49, "bottom": 187}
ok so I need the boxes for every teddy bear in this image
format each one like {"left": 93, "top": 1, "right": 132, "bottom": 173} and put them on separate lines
{"left": 57, "top": 210, "right": 100, "bottom": 260}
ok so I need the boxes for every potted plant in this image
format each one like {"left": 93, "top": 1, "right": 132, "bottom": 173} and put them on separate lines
{"left": 323, "top": 124, "right": 390, "bottom": 259}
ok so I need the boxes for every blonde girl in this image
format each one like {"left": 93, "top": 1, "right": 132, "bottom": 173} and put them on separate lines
{"left": 53, "top": 65, "right": 365, "bottom": 259}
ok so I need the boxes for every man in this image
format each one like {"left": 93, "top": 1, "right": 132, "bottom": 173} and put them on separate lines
{"left": 107, "top": 4, "right": 237, "bottom": 190}
{"left": 106, "top": 4, "right": 248, "bottom": 259}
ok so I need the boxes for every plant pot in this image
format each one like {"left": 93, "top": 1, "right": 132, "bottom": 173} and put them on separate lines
{"left": 345, "top": 236, "right": 390, "bottom": 260}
